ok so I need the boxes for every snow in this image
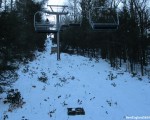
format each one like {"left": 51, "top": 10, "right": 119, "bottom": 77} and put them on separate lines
{"left": 0, "top": 38, "right": 150, "bottom": 120}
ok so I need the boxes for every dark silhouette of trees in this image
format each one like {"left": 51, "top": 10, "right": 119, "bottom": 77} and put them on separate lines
{"left": 0, "top": 0, "right": 46, "bottom": 88}
{"left": 61, "top": 0, "right": 150, "bottom": 76}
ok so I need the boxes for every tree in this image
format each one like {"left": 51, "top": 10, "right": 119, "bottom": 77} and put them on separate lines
{"left": 61, "top": 0, "right": 150, "bottom": 75}
{"left": 0, "top": 0, "right": 46, "bottom": 90}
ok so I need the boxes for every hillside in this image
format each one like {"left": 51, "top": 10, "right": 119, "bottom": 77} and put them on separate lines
{"left": 0, "top": 38, "right": 150, "bottom": 120}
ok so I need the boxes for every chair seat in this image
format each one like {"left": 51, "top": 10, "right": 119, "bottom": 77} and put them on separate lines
{"left": 35, "top": 29, "right": 58, "bottom": 33}
{"left": 92, "top": 23, "right": 118, "bottom": 30}
{"left": 69, "top": 23, "right": 81, "bottom": 27}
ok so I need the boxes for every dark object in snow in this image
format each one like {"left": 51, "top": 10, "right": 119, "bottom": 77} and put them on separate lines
{"left": 67, "top": 107, "right": 85, "bottom": 115}
{"left": 0, "top": 86, "right": 3, "bottom": 93}
{"left": 51, "top": 47, "right": 57, "bottom": 54}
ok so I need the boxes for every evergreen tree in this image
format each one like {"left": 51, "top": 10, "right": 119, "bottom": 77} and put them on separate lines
{"left": 0, "top": 0, "right": 46, "bottom": 89}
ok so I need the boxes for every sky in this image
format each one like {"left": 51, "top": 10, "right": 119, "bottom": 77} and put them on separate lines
{"left": 48, "top": 0, "right": 65, "bottom": 5}
{"left": 33, "top": 0, "right": 65, "bottom": 5}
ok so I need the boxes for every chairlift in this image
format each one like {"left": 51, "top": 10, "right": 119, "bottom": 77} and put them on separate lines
{"left": 89, "top": 7, "right": 119, "bottom": 31}
{"left": 34, "top": 11, "right": 58, "bottom": 33}
{"left": 34, "top": 5, "right": 69, "bottom": 60}
{"left": 59, "top": 16, "right": 69, "bottom": 31}
{"left": 60, "top": 24, "right": 69, "bottom": 31}
{"left": 68, "top": 13, "right": 81, "bottom": 27}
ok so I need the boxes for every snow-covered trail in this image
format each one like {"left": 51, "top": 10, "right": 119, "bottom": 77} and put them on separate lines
{"left": 1, "top": 38, "right": 150, "bottom": 120}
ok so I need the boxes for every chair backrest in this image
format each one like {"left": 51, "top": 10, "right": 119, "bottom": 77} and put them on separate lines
{"left": 89, "top": 7, "right": 119, "bottom": 31}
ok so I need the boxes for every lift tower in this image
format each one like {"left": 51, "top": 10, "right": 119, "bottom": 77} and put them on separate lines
{"left": 34, "top": 5, "right": 68, "bottom": 60}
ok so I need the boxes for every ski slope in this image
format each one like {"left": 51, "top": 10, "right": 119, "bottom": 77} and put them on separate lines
{"left": 0, "top": 38, "right": 150, "bottom": 120}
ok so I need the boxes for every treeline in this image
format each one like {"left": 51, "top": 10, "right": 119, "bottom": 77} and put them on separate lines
{"left": 0, "top": 0, "right": 46, "bottom": 71}
{"left": 60, "top": 0, "right": 150, "bottom": 76}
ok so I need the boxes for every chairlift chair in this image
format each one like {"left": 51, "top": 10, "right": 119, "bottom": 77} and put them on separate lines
{"left": 59, "top": 16, "right": 69, "bottom": 31}
{"left": 34, "top": 11, "right": 58, "bottom": 33}
{"left": 34, "top": 22, "right": 58, "bottom": 33}
{"left": 89, "top": 7, "right": 119, "bottom": 31}
{"left": 60, "top": 24, "right": 69, "bottom": 31}
{"left": 68, "top": 13, "right": 82, "bottom": 27}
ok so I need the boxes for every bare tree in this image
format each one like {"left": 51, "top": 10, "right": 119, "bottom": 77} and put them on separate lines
{"left": 0, "top": 0, "right": 2, "bottom": 8}
{"left": 109, "top": 0, "right": 122, "bottom": 8}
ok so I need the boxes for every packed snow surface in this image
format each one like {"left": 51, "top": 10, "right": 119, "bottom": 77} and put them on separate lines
{"left": 0, "top": 38, "right": 150, "bottom": 120}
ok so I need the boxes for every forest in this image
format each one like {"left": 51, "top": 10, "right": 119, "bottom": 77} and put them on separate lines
{"left": 60, "top": 0, "right": 150, "bottom": 76}
{"left": 0, "top": 0, "right": 47, "bottom": 90}
{"left": 0, "top": 0, "right": 150, "bottom": 91}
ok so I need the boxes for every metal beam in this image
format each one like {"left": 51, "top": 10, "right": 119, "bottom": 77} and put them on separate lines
{"left": 43, "top": 11, "right": 68, "bottom": 15}
{"left": 47, "top": 5, "right": 68, "bottom": 7}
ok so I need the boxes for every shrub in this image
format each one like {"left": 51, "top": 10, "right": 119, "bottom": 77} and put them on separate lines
{"left": 3, "top": 89, "right": 25, "bottom": 111}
